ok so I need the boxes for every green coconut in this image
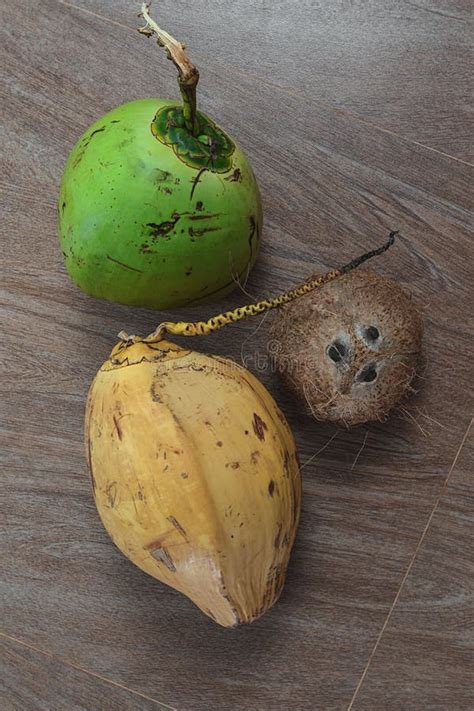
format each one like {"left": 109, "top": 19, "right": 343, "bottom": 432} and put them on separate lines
{"left": 58, "top": 4, "right": 261, "bottom": 309}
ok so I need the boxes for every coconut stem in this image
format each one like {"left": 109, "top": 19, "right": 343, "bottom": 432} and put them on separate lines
{"left": 138, "top": 2, "right": 200, "bottom": 135}
{"left": 118, "top": 232, "right": 398, "bottom": 345}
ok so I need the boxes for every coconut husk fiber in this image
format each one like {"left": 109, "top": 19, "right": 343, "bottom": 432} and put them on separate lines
{"left": 270, "top": 270, "right": 422, "bottom": 427}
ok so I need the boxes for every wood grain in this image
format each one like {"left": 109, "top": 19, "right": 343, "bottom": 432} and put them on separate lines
{"left": 0, "top": 634, "right": 169, "bottom": 710}
{"left": 65, "top": 0, "right": 474, "bottom": 161}
{"left": 1, "top": 1, "right": 473, "bottom": 709}
{"left": 352, "top": 421, "right": 474, "bottom": 710}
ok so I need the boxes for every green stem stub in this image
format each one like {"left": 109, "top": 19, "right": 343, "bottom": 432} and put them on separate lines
{"left": 151, "top": 106, "right": 236, "bottom": 172}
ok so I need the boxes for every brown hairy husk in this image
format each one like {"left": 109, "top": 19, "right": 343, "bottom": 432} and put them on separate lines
{"left": 270, "top": 270, "right": 423, "bottom": 428}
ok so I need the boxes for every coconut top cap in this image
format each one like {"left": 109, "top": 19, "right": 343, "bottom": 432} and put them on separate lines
{"left": 105, "top": 339, "right": 189, "bottom": 370}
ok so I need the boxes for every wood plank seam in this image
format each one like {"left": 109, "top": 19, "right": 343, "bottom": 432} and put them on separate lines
{"left": 346, "top": 416, "right": 474, "bottom": 710}
{"left": 400, "top": 0, "right": 470, "bottom": 23}
{"left": 55, "top": 0, "right": 474, "bottom": 168}
{"left": 0, "top": 631, "right": 177, "bottom": 711}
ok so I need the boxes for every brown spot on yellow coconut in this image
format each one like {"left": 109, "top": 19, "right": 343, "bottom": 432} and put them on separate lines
{"left": 252, "top": 413, "right": 268, "bottom": 440}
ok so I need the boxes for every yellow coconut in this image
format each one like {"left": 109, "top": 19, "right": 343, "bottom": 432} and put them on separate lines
{"left": 85, "top": 339, "right": 301, "bottom": 627}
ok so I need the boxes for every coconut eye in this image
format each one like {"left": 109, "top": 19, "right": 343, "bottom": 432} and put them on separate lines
{"left": 365, "top": 326, "right": 380, "bottom": 342}
{"left": 327, "top": 340, "right": 347, "bottom": 363}
{"left": 358, "top": 364, "right": 378, "bottom": 383}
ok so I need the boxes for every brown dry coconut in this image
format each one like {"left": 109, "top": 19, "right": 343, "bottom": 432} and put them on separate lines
{"left": 270, "top": 270, "right": 422, "bottom": 427}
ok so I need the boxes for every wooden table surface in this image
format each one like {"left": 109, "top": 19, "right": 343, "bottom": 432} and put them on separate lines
{"left": 1, "top": 1, "right": 473, "bottom": 709}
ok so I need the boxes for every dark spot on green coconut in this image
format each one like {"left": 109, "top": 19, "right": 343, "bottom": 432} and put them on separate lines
{"left": 146, "top": 214, "right": 180, "bottom": 239}
{"left": 106, "top": 255, "right": 143, "bottom": 272}
{"left": 189, "top": 167, "right": 208, "bottom": 200}
{"left": 189, "top": 213, "right": 221, "bottom": 221}
{"left": 225, "top": 168, "right": 242, "bottom": 182}
{"left": 88, "top": 126, "right": 106, "bottom": 140}
{"left": 195, "top": 201, "right": 204, "bottom": 211}
{"left": 72, "top": 126, "right": 107, "bottom": 168}
{"left": 188, "top": 225, "right": 220, "bottom": 238}
{"left": 155, "top": 169, "right": 171, "bottom": 183}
